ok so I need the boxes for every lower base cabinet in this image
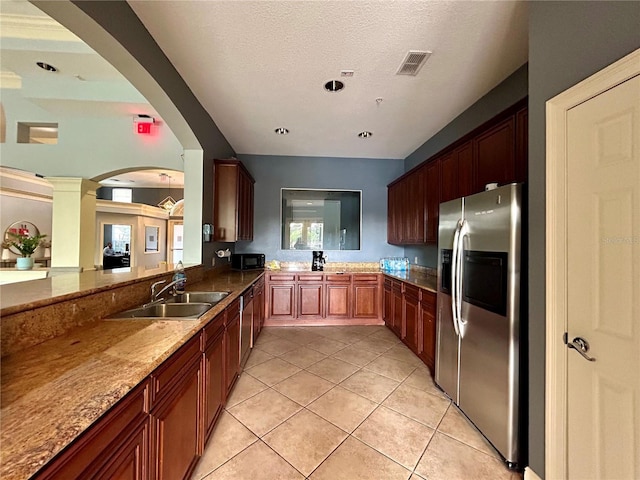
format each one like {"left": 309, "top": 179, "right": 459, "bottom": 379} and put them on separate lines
{"left": 150, "top": 335, "right": 201, "bottom": 480}
{"left": 265, "top": 273, "right": 382, "bottom": 325}
{"left": 202, "top": 313, "right": 226, "bottom": 443}
{"left": 419, "top": 290, "right": 437, "bottom": 372}
{"left": 382, "top": 274, "right": 437, "bottom": 375}
{"left": 34, "top": 277, "right": 259, "bottom": 480}
{"left": 225, "top": 299, "right": 241, "bottom": 395}
{"left": 34, "top": 382, "right": 150, "bottom": 480}
{"left": 150, "top": 358, "right": 200, "bottom": 480}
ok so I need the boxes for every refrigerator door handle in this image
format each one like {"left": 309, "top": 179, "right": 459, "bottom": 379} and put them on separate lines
{"left": 456, "top": 220, "right": 469, "bottom": 337}
{"left": 451, "top": 219, "right": 462, "bottom": 337}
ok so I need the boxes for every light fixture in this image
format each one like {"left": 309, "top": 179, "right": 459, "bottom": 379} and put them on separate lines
{"left": 157, "top": 173, "right": 177, "bottom": 211}
{"left": 324, "top": 80, "right": 344, "bottom": 92}
{"left": 358, "top": 131, "right": 373, "bottom": 138}
{"left": 36, "top": 62, "right": 57, "bottom": 72}
{"left": 275, "top": 127, "right": 289, "bottom": 135}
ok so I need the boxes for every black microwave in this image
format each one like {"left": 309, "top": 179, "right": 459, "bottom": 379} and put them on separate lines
{"left": 231, "top": 253, "right": 265, "bottom": 270}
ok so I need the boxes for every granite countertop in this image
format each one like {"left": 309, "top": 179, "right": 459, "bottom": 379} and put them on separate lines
{"left": 267, "top": 263, "right": 438, "bottom": 293}
{"left": 381, "top": 269, "right": 438, "bottom": 293}
{"left": 0, "top": 270, "right": 262, "bottom": 480}
{"left": 0, "top": 263, "right": 202, "bottom": 316}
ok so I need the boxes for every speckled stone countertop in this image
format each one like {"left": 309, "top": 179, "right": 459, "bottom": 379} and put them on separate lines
{"left": 381, "top": 268, "right": 438, "bottom": 293}
{"left": 0, "top": 269, "right": 262, "bottom": 480}
{"left": 0, "top": 264, "right": 201, "bottom": 316}
{"left": 268, "top": 262, "right": 438, "bottom": 293}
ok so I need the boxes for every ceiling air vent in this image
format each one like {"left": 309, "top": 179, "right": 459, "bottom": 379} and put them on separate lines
{"left": 396, "top": 50, "right": 432, "bottom": 76}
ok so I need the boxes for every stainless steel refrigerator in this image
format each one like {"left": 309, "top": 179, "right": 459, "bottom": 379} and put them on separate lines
{"left": 435, "top": 183, "right": 525, "bottom": 469}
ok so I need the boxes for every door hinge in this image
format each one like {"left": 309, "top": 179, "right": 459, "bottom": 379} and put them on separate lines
{"left": 563, "top": 332, "right": 568, "bottom": 344}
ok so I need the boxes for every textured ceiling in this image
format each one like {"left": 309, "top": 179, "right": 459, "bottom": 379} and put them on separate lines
{"left": 129, "top": 0, "right": 528, "bottom": 159}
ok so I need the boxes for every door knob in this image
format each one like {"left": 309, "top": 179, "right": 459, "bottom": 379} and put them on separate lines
{"left": 568, "top": 336, "right": 596, "bottom": 362}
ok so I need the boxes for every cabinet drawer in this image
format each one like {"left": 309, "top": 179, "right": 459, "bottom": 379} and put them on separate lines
{"left": 420, "top": 290, "right": 436, "bottom": 308}
{"left": 202, "top": 312, "right": 225, "bottom": 349}
{"left": 268, "top": 273, "right": 295, "bottom": 282}
{"left": 404, "top": 284, "right": 420, "bottom": 299}
{"left": 224, "top": 298, "right": 241, "bottom": 325}
{"left": 353, "top": 274, "right": 379, "bottom": 283}
{"left": 325, "top": 274, "right": 351, "bottom": 283}
{"left": 150, "top": 337, "right": 200, "bottom": 407}
{"left": 297, "top": 274, "right": 323, "bottom": 282}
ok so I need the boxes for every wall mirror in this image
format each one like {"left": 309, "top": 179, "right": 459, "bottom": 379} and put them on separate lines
{"left": 281, "top": 189, "right": 361, "bottom": 250}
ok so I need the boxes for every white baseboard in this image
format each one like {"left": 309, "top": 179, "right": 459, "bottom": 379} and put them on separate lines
{"left": 524, "top": 466, "right": 543, "bottom": 480}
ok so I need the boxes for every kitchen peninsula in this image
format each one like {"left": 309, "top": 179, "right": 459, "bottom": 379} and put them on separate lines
{"left": 0, "top": 265, "right": 262, "bottom": 479}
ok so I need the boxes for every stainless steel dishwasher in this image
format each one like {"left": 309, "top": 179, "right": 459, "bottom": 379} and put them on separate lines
{"left": 239, "top": 287, "right": 254, "bottom": 369}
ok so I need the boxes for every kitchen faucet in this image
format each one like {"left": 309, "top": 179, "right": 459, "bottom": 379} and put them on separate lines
{"left": 148, "top": 279, "right": 182, "bottom": 305}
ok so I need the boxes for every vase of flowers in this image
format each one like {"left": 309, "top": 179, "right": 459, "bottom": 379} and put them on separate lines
{"left": 7, "top": 232, "right": 47, "bottom": 270}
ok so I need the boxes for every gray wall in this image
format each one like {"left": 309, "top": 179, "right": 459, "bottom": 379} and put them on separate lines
{"left": 236, "top": 155, "right": 405, "bottom": 262}
{"left": 404, "top": 64, "right": 528, "bottom": 269}
{"left": 528, "top": 3, "right": 640, "bottom": 477}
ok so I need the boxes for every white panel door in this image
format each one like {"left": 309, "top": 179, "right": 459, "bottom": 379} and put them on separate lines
{"left": 566, "top": 74, "right": 640, "bottom": 479}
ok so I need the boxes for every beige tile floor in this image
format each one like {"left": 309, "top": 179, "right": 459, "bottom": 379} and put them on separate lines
{"left": 190, "top": 325, "right": 523, "bottom": 480}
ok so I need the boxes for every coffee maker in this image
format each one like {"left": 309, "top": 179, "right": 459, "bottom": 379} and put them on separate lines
{"left": 312, "top": 251, "right": 325, "bottom": 271}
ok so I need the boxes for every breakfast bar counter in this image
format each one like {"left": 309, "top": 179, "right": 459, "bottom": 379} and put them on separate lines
{"left": 0, "top": 268, "right": 262, "bottom": 480}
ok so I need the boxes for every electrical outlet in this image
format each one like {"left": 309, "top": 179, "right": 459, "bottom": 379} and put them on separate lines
{"left": 211, "top": 257, "right": 216, "bottom": 267}
{"left": 414, "top": 256, "right": 419, "bottom": 264}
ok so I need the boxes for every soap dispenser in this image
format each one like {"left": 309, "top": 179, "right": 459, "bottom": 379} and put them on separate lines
{"left": 173, "top": 261, "right": 186, "bottom": 293}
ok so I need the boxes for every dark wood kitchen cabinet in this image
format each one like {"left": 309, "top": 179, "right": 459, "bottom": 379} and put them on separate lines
{"left": 424, "top": 160, "right": 440, "bottom": 244}
{"left": 387, "top": 181, "right": 404, "bottom": 244}
{"left": 391, "top": 279, "right": 403, "bottom": 337}
{"left": 353, "top": 274, "right": 380, "bottom": 319}
{"left": 419, "top": 289, "right": 437, "bottom": 372}
{"left": 403, "top": 284, "right": 420, "bottom": 354}
{"left": 440, "top": 140, "right": 473, "bottom": 203}
{"left": 202, "top": 313, "right": 226, "bottom": 444}
{"left": 384, "top": 274, "right": 437, "bottom": 375}
{"left": 266, "top": 274, "right": 296, "bottom": 320}
{"left": 383, "top": 277, "right": 393, "bottom": 327}
{"left": 213, "top": 159, "right": 255, "bottom": 242}
{"left": 34, "top": 382, "right": 150, "bottom": 480}
{"left": 265, "top": 272, "right": 382, "bottom": 325}
{"left": 325, "top": 274, "right": 351, "bottom": 318}
{"left": 473, "top": 116, "right": 515, "bottom": 192}
{"left": 515, "top": 106, "right": 528, "bottom": 184}
{"left": 298, "top": 274, "right": 324, "bottom": 318}
{"left": 387, "top": 101, "right": 527, "bottom": 245}
{"left": 224, "top": 298, "right": 241, "bottom": 395}
{"left": 150, "top": 335, "right": 201, "bottom": 480}
{"left": 388, "top": 169, "right": 426, "bottom": 245}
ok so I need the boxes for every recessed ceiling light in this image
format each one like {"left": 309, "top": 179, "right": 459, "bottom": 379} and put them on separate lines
{"left": 36, "top": 62, "right": 57, "bottom": 72}
{"left": 358, "top": 131, "right": 373, "bottom": 138}
{"left": 324, "top": 80, "right": 344, "bottom": 93}
{"left": 275, "top": 127, "right": 289, "bottom": 135}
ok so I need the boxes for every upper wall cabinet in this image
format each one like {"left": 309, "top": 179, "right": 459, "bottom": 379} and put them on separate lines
{"left": 473, "top": 116, "right": 515, "bottom": 191}
{"left": 387, "top": 100, "right": 527, "bottom": 245}
{"left": 213, "top": 159, "right": 255, "bottom": 242}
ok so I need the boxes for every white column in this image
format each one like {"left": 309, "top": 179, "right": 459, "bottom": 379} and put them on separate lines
{"left": 47, "top": 177, "right": 99, "bottom": 272}
{"left": 183, "top": 149, "right": 204, "bottom": 265}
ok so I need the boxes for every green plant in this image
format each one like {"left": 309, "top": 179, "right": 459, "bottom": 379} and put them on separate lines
{"left": 7, "top": 232, "right": 47, "bottom": 257}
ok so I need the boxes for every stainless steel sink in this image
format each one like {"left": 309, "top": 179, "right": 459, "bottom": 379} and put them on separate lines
{"left": 165, "top": 291, "right": 230, "bottom": 304}
{"left": 106, "top": 302, "right": 213, "bottom": 320}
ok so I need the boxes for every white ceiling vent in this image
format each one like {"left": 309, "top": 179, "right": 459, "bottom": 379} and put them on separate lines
{"left": 396, "top": 50, "right": 432, "bottom": 76}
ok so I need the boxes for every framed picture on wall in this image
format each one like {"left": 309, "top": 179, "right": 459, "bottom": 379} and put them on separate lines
{"left": 145, "top": 226, "right": 159, "bottom": 252}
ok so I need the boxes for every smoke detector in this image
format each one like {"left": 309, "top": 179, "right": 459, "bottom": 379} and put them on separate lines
{"left": 396, "top": 50, "right": 432, "bottom": 76}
